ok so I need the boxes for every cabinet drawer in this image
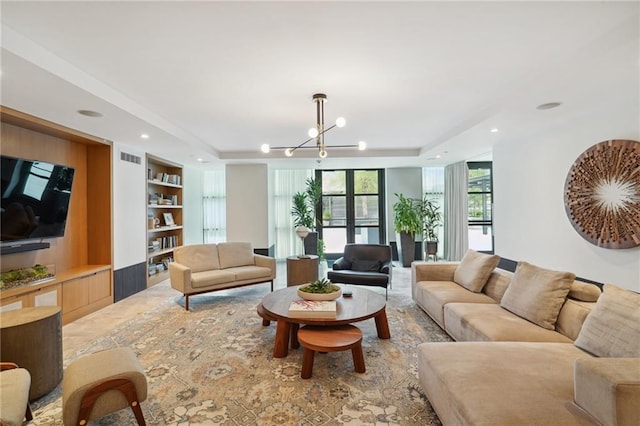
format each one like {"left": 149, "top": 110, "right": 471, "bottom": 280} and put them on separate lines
{"left": 88, "top": 270, "right": 111, "bottom": 303}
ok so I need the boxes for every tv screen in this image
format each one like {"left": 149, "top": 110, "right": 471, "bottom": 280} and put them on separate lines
{"left": 1, "top": 155, "right": 75, "bottom": 243}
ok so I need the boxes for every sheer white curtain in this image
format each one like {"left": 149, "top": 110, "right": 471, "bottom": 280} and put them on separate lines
{"left": 444, "top": 161, "right": 468, "bottom": 261}
{"left": 273, "top": 169, "right": 313, "bottom": 259}
{"left": 422, "top": 167, "right": 445, "bottom": 258}
{"left": 203, "top": 169, "right": 226, "bottom": 243}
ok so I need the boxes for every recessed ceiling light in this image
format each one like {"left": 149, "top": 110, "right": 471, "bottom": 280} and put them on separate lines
{"left": 490, "top": 128, "right": 499, "bottom": 133}
{"left": 140, "top": 134, "right": 149, "bottom": 139}
{"left": 536, "top": 102, "right": 562, "bottom": 110}
{"left": 197, "top": 158, "right": 204, "bottom": 162}
{"left": 77, "top": 109, "right": 103, "bottom": 118}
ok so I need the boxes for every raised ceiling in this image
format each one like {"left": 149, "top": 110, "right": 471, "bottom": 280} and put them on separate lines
{"left": 1, "top": 1, "right": 638, "bottom": 168}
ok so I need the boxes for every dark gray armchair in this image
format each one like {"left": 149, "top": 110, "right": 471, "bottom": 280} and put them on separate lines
{"left": 327, "top": 244, "right": 393, "bottom": 299}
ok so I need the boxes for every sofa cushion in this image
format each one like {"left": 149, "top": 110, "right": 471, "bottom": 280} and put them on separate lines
{"left": 444, "top": 303, "right": 572, "bottom": 343}
{"left": 351, "top": 260, "right": 381, "bottom": 272}
{"left": 228, "top": 266, "right": 273, "bottom": 282}
{"left": 574, "top": 284, "right": 640, "bottom": 358}
{"left": 569, "top": 280, "right": 601, "bottom": 302}
{"left": 413, "top": 281, "right": 496, "bottom": 328}
{"left": 217, "top": 242, "right": 255, "bottom": 269}
{"left": 174, "top": 244, "right": 220, "bottom": 273}
{"left": 500, "top": 261, "right": 575, "bottom": 330}
{"left": 555, "top": 299, "right": 595, "bottom": 341}
{"left": 417, "top": 342, "right": 595, "bottom": 426}
{"left": 482, "top": 269, "right": 512, "bottom": 303}
{"left": 190, "top": 270, "right": 236, "bottom": 289}
{"left": 453, "top": 250, "right": 500, "bottom": 292}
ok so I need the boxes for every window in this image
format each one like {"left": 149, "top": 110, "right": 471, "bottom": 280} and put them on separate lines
{"left": 467, "top": 162, "right": 493, "bottom": 253}
{"left": 318, "top": 169, "right": 385, "bottom": 258}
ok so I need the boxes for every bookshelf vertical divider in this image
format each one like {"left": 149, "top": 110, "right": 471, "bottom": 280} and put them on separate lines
{"left": 146, "top": 154, "right": 183, "bottom": 287}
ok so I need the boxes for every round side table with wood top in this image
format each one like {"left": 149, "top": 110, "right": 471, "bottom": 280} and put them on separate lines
{"left": 286, "top": 255, "right": 319, "bottom": 286}
{"left": 0, "top": 306, "right": 63, "bottom": 400}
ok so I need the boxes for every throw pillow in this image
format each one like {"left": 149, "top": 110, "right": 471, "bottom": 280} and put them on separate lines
{"left": 453, "top": 250, "right": 501, "bottom": 292}
{"left": 351, "top": 260, "right": 381, "bottom": 272}
{"left": 574, "top": 284, "right": 640, "bottom": 357}
{"left": 500, "top": 261, "right": 575, "bottom": 330}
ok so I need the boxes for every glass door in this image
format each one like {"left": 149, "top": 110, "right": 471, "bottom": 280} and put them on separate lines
{"left": 318, "top": 169, "right": 385, "bottom": 259}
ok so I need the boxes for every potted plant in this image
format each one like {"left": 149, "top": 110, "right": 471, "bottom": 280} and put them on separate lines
{"left": 392, "top": 193, "right": 422, "bottom": 267}
{"left": 420, "top": 196, "right": 442, "bottom": 260}
{"left": 291, "top": 177, "right": 323, "bottom": 256}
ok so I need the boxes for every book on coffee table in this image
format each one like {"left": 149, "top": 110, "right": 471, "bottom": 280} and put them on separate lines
{"left": 288, "top": 300, "right": 337, "bottom": 319}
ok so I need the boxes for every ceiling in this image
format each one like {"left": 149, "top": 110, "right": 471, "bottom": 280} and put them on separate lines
{"left": 1, "top": 1, "right": 638, "bottom": 169}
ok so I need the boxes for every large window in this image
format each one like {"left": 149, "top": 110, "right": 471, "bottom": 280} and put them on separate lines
{"left": 467, "top": 162, "right": 493, "bottom": 253}
{"left": 318, "top": 169, "right": 385, "bottom": 258}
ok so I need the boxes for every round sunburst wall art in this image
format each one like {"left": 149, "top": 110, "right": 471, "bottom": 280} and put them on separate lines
{"left": 564, "top": 139, "right": 640, "bottom": 249}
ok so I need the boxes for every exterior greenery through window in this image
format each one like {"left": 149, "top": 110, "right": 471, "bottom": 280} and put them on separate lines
{"left": 467, "top": 162, "right": 493, "bottom": 253}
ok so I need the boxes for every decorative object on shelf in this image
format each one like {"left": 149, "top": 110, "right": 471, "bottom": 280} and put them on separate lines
{"left": 162, "top": 212, "right": 175, "bottom": 226}
{"left": 296, "top": 226, "right": 310, "bottom": 258}
{"left": 564, "top": 139, "right": 640, "bottom": 249}
{"left": 297, "top": 278, "right": 342, "bottom": 301}
{"left": 260, "top": 93, "right": 366, "bottom": 158}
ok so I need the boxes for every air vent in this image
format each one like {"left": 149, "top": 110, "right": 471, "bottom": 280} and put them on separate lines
{"left": 120, "top": 151, "right": 141, "bottom": 165}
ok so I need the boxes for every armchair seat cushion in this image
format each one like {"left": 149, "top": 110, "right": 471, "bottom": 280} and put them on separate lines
{"left": 327, "top": 270, "right": 389, "bottom": 287}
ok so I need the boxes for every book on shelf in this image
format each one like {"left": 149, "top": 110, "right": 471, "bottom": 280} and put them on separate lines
{"left": 288, "top": 300, "right": 336, "bottom": 318}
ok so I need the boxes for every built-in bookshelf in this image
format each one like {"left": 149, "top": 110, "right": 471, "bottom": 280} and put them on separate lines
{"left": 146, "top": 154, "right": 183, "bottom": 287}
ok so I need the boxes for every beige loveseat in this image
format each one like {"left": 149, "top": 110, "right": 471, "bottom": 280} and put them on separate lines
{"left": 412, "top": 251, "right": 640, "bottom": 426}
{"left": 169, "top": 242, "right": 275, "bottom": 310}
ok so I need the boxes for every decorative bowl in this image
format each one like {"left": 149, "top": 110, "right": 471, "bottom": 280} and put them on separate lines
{"left": 297, "top": 286, "right": 342, "bottom": 301}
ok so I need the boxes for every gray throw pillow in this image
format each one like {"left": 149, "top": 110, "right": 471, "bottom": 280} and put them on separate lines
{"left": 574, "top": 284, "right": 640, "bottom": 357}
{"left": 500, "top": 261, "right": 575, "bottom": 330}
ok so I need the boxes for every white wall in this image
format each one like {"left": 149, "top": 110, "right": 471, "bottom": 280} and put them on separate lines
{"left": 225, "top": 164, "right": 271, "bottom": 248}
{"left": 493, "top": 108, "right": 639, "bottom": 291}
{"left": 112, "top": 143, "right": 146, "bottom": 269}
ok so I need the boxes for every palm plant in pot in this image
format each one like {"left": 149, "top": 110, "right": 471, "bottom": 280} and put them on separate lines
{"left": 420, "top": 196, "right": 442, "bottom": 261}
{"left": 291, "top": 178, "right": 323, "bottom": 256}
{"left": 393, "top": 193, "right": 422, "bottom": 267}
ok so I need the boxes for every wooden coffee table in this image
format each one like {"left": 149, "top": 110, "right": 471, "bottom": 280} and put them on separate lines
{"left": 259, "top": 285, "right": 390, "bottom": 358}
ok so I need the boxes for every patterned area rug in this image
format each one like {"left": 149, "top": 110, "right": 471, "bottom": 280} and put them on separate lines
{"left": 31, "top": 285, "right": 451, "bottom": 425}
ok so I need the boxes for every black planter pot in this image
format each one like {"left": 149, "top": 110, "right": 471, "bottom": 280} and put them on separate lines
{"left": 398, "top": 231, "right": 416, "bottom": 267}
{"left": 425, "top": 241, "right": 438, "bottom": 261}
{"left": 303, "top": 231, "right": 318, "bottom": 256}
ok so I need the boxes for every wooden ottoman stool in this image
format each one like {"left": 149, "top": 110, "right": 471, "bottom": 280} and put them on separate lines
{"left": 63, "top": 347, "right": 147, "bottom": 426}
{"left": 297, "top": 324, "right": 366, "bottom": 379}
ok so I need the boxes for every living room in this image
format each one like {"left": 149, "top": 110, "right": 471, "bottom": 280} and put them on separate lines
{"left": 1, "top": 2, "right": 638, "bottom": 425}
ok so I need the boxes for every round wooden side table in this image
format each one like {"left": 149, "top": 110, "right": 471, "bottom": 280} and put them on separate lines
{"left": 1, "top": 306, "right": 63, "bottom": 400}
{"left": 286, "top": 255, "right": 319, "bottom": 286}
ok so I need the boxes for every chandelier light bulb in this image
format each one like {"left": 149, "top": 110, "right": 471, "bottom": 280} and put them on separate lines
{"left": 285, "top": 148, "right": 294, "bottom": 157}
{"left": 308, "top": 127, "right": 319, "bottom": 138}
{"left": 319, "top": 149, "right": 327, "bottom": 159}
{"left": 335, "top": 117, "right": 346, "bottom": 128}
{"left": 358, "top": 141, "right": 367, "bottom": 151}
{"left": 261, "top": 143, "right": 270, "bottom": 153}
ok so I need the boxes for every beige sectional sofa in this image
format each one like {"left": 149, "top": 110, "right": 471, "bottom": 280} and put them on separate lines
{"left": 411, "top": 250, "right": 640, "bottom": 426}
{"left": 169, "top": 242, "right": 275, "bottom": 310}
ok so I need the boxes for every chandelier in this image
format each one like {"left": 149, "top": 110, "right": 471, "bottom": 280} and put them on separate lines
{"left": 261, "top": 93, "right": 366, "bottom": 158}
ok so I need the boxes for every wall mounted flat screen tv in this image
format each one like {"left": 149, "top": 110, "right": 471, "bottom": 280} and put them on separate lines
{"left": 1, "top": 155, "right": 75, "bottom": 243}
